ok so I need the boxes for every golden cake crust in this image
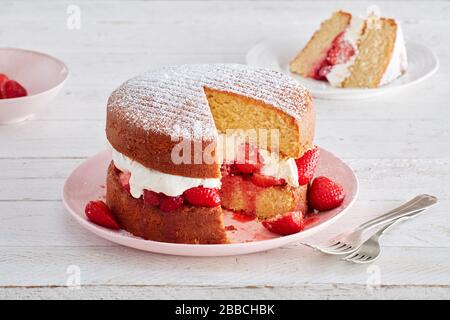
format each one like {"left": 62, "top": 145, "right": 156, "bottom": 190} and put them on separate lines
{"left": 106, "top": 64, "right": 315, "bottom": 179}
{"left": 106, "top": 163, "right": 229, "bottom": 244}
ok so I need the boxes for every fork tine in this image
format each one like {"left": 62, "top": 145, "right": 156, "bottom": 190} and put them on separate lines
{"left": 323, "top": 243, "right": 354, "bottom": 253}
{"left": 346, "top": 254, "right": 375, "bottom": 264}
{"left": 307, "top": 241, "right": 342, "bottom": 253}
{"left": 325, "top": 241, "right": 343, "bottom": 249}
{"left": 344, "top": 253, "right": 361, "bottom": 262}
{"left": 343, "top": 251, "right": 359, "bottom": 260}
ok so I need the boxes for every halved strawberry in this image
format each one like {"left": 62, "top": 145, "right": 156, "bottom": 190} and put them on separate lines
{"left": 250, "top": 173, "right": 285, "bottom": 188}
{"left": 159, "top": 195, "right": 184, "bottom": 212}
{"left": 85, "top": 200, "right": 120, "bottom": 230}
{"left": 118, "top": 172, "right": 131, "bottom": 193}
{"left": 0, "top": 74, "right": 8, "bottom": 84}
{"left": 262, "top": 211, "right": 304, "bottom": 236}
{"left": 143, "top": 190, "right": 162, "bottom": 206}
{"left": 0, "top": 74, "right": 9, "bottom": 98}
{"left": 184, "top": 186, "right": 221, "bottom": 207}
{"left": 234, "top": 143, "right": 263, "bottom": 174}
{"left": 295, "top": 146, "right": 320, "bottom": 186}
{"left": 2, "top": 80, "right": 27, "bottom": 99}
{"left": 308, "top": 176, "right": 345, "bottom": 211}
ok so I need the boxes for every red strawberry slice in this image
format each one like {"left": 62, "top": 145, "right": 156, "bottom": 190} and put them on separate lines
{"left": 262, "top": 211, "right": 304, "bottom": 236}
{"left": 308, "top": 176, "right": 345, "bottom": 211}
{"left": 118, "top": 172, "right": 131, "bottom": 193}
{"left": 295, "top": 146, "right": 320, "bottom": 186}
{"left": 143, "top": 189, "right": 162, "bottom": 206}
{"left": 0, "top": 74, "right": 8, "bottom": 84}
{"left": 0, "top": 74, "right": 9, "bottom": 98}
{"left": 2, "top": 80, "right": 27, "bottom": 99}
{"left": 184, "top": 186, "right": 221, "bottom": 207}
{"left": 327, "top": 33, "right": 355, "bottom": 65}
{"left": 250, "top": 173, "right": 285, "bottom": 188}
{"left": 159, "top": 195, "right": 184, "bottom": 212}
{"left": 85, "top": 200, "right": 120, "bottom": 230}
{"left": 311, "top": 59, "right": 331, "bottom": 80}
{"left": 317, "top": 64, "right": 333, "bottom": 79}
{"left": 234, "top": 143, "right": 263, "bottom": 174}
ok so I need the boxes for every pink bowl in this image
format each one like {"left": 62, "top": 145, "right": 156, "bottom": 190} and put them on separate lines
{"left": 0, "top": 48, "right": 69, "bottom": 124}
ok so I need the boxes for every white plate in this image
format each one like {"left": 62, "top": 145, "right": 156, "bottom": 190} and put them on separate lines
{"left": 63, "top": 148, "right": 358, "bottom": 256}
{"left": 246, "top": 37, "right": 439, "bottom": 100}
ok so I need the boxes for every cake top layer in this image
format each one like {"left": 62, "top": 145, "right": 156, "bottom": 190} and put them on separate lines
{"left": 107, "top": 64, "right": 311, "bottom": 141}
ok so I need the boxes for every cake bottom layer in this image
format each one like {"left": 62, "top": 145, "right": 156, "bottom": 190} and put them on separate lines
{"left": 220, "top": 175, "right": 308, "bottom": 220}
{"left": 106, "top": 163, "right": 229, "bottom": 244}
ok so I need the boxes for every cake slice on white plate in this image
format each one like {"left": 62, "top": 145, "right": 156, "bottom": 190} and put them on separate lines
{"left": 290, "top": 10, "right": 408, "bottom": 88}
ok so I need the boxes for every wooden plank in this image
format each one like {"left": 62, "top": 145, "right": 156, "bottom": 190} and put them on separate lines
{"left": 1, "top": 284, "right": 449, "bottom": 300}
{"left": 0, "top": 199, "right": 447, "bottom": 248}
{"left": 2, "top": 1, "right": 450, "bottom": 55}
{"left": 0, "top": 246, "right": 448, "bottom": 287}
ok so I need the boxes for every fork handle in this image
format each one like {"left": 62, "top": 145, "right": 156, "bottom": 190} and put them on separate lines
{"left": 356, "top": 194, "right": 437, "bottom": 232}
{"left": 374, "top": 208, "right": 425, "bottom": 239}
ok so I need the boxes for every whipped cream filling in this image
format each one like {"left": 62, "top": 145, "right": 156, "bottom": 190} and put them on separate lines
{"left": 216, "top": 133, "right": 299, "bottom": 188}
{"left": 259, "top": 150, "right": 299, "bottom": 187}
{"left": 111, "top": 148, "right": 221, "bottom": 198}
{"left": 110, "top": 133, "right": 300, "bottom": 198}
{"left": 326, "top": 14, "right": 408, "bottom": 87}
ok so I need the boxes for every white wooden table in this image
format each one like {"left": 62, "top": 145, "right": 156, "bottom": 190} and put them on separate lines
{"left": 1, "top": 0, "right": 449, "bottom": 299}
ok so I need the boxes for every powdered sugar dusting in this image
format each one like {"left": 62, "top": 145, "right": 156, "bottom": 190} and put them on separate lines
{"left": 107, "top": 64, "right": 311, "bottom": 140}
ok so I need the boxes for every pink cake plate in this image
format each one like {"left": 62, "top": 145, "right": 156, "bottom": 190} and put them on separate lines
{"left": 63, "top": 147, "right": 358, "bottom": 256}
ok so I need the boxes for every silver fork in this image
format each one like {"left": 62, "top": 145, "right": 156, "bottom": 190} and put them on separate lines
{"left": 343, "top": 209, "right": 425, "bottom": 263}
{"left": 305, "top": 194, "right": 437, "bottom": 255}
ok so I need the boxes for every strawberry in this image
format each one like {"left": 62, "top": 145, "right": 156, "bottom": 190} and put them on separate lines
{"left": 85, "top": 200, "right": 120, "bottom": 230}
{"left": 308, "top": 176, "right": 345, "bottom": 211}
{"left": 327, "top": 33, "right": 355, "bottom": 65}
{"left": 234, "top": 143, "right": 263, "bottom": 174}
{"left": 311, "top": 60, "right": 331, "bottom": 80}
{"left": 184, "top": 186, "right": 221, "bottom": 207}
{"left": 159, "top": 195, "right": 184, "bottom": 212}
{"left": 295, "top": 146, "right": 320, "bottom": 186}
{"left": 0, "top": 74, "right": 9, "bottom": 98}
{"left": 262, "top": 211, "right": 304, "bottom": 236}
{"left": 0, "top": 74, "right": 8, "bottom": 84}
{"left": 2, "top": 80, "right": 27, "bottom": 99}
{"left": 317, "top": 64, "right": 332, "bottom": 79}
{"left": 143, "top": 189, "right": 162, "bottom": 206}
{"left": 118, "top": 172, "right": 131, "bottom": 193}
{"left": 0, "top": 75, "right": 8, "bottom": 99}
{"left": 221, "top": 164, "right": 240, "bottom": 177}
{"left": 250, "top": 173, "right": 285, "bottom": 188}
